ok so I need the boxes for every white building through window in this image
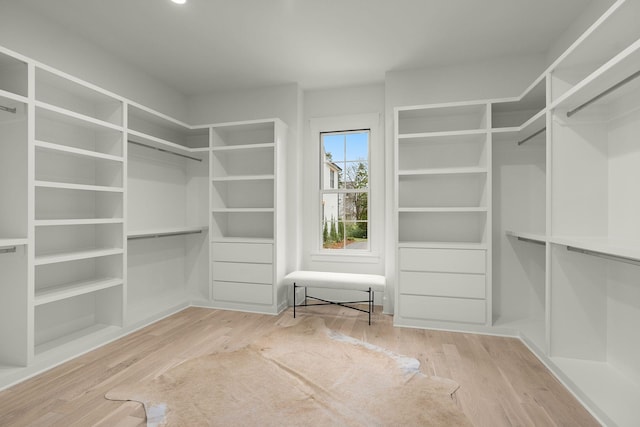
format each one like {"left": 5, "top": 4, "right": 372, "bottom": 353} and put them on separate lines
{"left": 320, "top": 130, "right": 369, "bottom": 251}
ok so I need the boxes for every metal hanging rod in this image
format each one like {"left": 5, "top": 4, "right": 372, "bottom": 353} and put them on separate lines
{"left": 567, "top": 69, "right": 640, "bottom": 118}
{"left": 517, "top": 236, "right": 546, "bottom": 246}
{"left": 567, "top": 246, "right": 640, "bottom": 266}
{"left": 128, "top": 229, "right": 203, "bottom": 241}
{"left": 127, "top": 140, "right": 202, "bottom": 162}
{"left": 0, "top": 246, "right": 17, "bottom": 254}
{"left": 517, "top": 127, "right": 546, "bottom": 146}
{"left": 0, "top": 105, "right": 17, "bottom": 114}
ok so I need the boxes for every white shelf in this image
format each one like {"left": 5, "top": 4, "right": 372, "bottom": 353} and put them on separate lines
{"left": 211, "top": 142, "right": 274, "bottom": 152}
{"left": 127, "top": 225, "right": 208, "bottom": 240}
{"left": 397, "top": 241, "right": 488, "bottom": 250}
{"left": 210, "top": 237, "right": 274, "bottom": 244}
{"left": 398, "top": 207, "right": 487, "bottom": 213}
{"left": 398, "top": 129, "right": 487, "bottom": 140}
{"left": 34, "top": 247, "right": 123, "bottom": 266}
{"left": 34, "top": 323, "right": 121, "bottom": 357}
{"left": 127, "top": 129, "right": 203, "bottom": 156}
{"left": 34, "top": 140, "right": 123, "bottom": 163}
{"left": 34, "top": 180, "right": 124, "bottom": 193}
{"left": 35, "top": 218, "right": 123, "bottom": 226}
{"left": 35, "top": 101, "right": 122, "bottom": 132}
{"left": 0, "top": 89, "right": 28, "bottom": 104}
{"left": 549, "top": 236, "right": 640, "bottom": 262}
{"left": 398, "top": 167, "right": 487, "bottom": 176}
{"left": 551, "top": 38, "right": 640, "bottom": 115}
{"left": 211, "top": 174, "right": 274, "bottom": 182}
{"left": 212, "top": 208, "right": 274, "bottom": 213}
{"left": 505, "top": 230, "right": 547, "bottom": 245}
{"left": 551, "top": 357, "right": 640, "bottom": 427}
{"left": 0, "top": 238, "right": 28, "bottom": 247}
{"left": 34, "top": 277, "right": 123, "bottom": 306}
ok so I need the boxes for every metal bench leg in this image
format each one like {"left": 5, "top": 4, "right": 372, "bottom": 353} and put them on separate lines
{"left": 293, "top": 282, "right": 297, "bottom": 318}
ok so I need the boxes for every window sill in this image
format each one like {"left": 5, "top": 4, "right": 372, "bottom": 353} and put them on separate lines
{"left": 310, "top": 251, "right": 381, "bottom": 264}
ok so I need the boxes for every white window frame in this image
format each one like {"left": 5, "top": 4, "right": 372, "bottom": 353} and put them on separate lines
{"left": 309, "top": 113, "right": 381, "bottom": 262}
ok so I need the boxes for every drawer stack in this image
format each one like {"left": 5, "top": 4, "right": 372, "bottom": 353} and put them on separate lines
{"left": 397, "top": 247, "right": 487, "bottom": 324}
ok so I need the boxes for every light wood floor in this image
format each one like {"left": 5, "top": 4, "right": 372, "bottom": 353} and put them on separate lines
{"left": 0, "top": 306, "right": 599, "bottom": 426}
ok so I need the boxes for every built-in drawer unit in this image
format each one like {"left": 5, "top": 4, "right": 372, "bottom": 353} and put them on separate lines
{"left": 399, "top": 247, "right": 485, "bottom": 273}
{"left": 398, "top": 247, "right": 487, "bottom": 325}
{"left": 212, "top": 281, "right": 273, "bottom": 305}
{"left": 212, "top": 261, "right": 272, "bottom": 285}
{"left": 211, "top": 242, "right": 272, "bottom": 264}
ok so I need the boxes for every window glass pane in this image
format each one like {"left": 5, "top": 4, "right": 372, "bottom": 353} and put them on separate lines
{"left": 344, "top": 222, "right": 368, "bottom": 250}
{"left": 321, "top": 212, "right": 345, "bottom": 249}
{"left": 322, "top": 162, "right": 342, "bottom": 190}
{"left": 345, "top": 132, "right": 368, "bottom": 162}
{"left": 322, "top": 134, "right": 345, "bottom": 163}
{"left": 343, "top": 161, "right": 368, "bottom": 189}
{"left": 344, "top": 192, "right": 368, "bottom": 221}
{"left": 321, "top": 192, "right": 343, "bottom": 221}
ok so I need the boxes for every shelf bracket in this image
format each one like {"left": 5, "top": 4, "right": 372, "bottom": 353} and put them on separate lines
{"left": 0, "top": 246, "right": 17, "bottom": 254}
{"left": 517, "top": 127, "right": 546, "bottom": 146}
{"left": 567, "top": 69, "right": 640, "bottom": 118}
{"left": 0, "top": 105, "right": 17, "bottom": 114}
{"left": 566, "top": 246, "right": 640, "bottom": 266}
{"left": 127, "top": 140, "right": 202, "bottom": 162}
{"left": 128, "top": 230, "right": 203, "bottom": 241}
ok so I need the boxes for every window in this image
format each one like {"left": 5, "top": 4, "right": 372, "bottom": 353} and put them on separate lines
{"left": 320, "top": 130, "right": 369, "bottom": 251}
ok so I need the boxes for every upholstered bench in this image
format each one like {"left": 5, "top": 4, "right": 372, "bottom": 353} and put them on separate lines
{"left": 283, "top": 271, "right": 386, "bottom": 324}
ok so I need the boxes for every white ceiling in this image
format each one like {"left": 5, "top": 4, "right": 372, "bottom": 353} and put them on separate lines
{"left": 21, "top": 0, "right": 594, "bottom": 96}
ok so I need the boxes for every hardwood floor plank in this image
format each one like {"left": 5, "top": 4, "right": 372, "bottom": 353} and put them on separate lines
{"left": 0, "top": 307, "right": 599, "bottom": 426}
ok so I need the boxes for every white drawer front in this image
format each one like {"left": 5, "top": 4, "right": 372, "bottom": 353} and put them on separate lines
{"left": 212, "top": 242, "right": 272, "bottom": 264}
{"left": 212, "top": 262, "right": 273, "bottom": 284}
{"left": 399, "top": 248, "right": 485, "bottom": 274}
{"left": 213, "top": 281, "right": 273, "bottom": 305}
{"left": 399, "top": 294, "right": 486, "bottom": 324}
{"left": 399, "top": 271, "right": 485, "bottom": 299}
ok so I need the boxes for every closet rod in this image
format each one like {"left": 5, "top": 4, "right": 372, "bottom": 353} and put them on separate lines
{"left": 567, "top": 246, "right": 640, "bottom": 266}
{"left": 567, "top": 69, "right": 640, "bottom": 118}
{"left": 0, "top": 105, "right": 17, "bottom": 114}
{"left": 0, "top": 246, "right": 17, "bottom": 254}
{"left": 127, "top": 140, "right": 202, "bottom": 162}
{"left": 128, "top": 230, "right": 203, "bottom": 241}
{"left": 517, "top": 236, "right": 545, "bottom": 246}
{"left": 517, "top": 127, "right": 546, "bottom": 146}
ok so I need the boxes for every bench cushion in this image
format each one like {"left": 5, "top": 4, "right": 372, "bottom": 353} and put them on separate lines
{"left": 284, "top": 271, "right": 386, "bottom": 292}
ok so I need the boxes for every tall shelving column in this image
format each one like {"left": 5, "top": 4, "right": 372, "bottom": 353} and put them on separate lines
{"left": 210, "top": 119, "right": 287, "bottom": 314}
{"left": 126, "top": 104, "right": 210, "bottom": 326}
{"left": 31, "top": 66, "right": 125, "bottom": 361}
{"left": 490, "top": 76, "right": 548, "bottom": 352}
{"left": 0, "top": 49, "right": 29, "bottom": 368}
{"left": 394, "top": 102, "right": 491, "bottom": 328}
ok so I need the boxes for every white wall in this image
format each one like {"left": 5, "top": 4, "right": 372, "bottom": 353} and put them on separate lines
{"left": 0, "top": 1, "right": 188, "bottom": 121}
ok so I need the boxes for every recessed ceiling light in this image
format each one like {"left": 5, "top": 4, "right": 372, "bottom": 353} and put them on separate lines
{"left": 171, "top": 0, "right": 186, "bottom": 4}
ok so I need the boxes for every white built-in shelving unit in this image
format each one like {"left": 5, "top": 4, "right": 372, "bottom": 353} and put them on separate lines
{"left": 395, "top": 1, "right": 639, "bottom": 425}
{"left": 394, "top": 102, "right": 491, "bottom": 327}
{"left": 209, "top": 119, "right": 287, "bottom": 314}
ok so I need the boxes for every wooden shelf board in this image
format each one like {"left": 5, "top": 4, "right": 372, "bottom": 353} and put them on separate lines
{"left": 34, "top": 180, "right": 124, "bottom": 193}
{"left": 35, "top": 218, "right": 123, "bottom": 227}
{"left": 551, "top": 357, "right": 640, "bottom": 427}
{"left": 34, "top": 277, "right": 123, "bottom": 306}
{"left": 35, "top": 101, "right": 122, "bottom": 131}
{"left": 35, "top": 140, "right": 123, "bottom": 163}
{"left": 211, "top": 174, "right": 274, "bottom": 182}
{"left": 398, "top": 167, "right": 487, "bottom": 176}
{"left": 35, "top": 247, "right": 123, "bottom": 266}
{"left": 549, "top": 236, "right": 640, "bottom": 262}
{"left": 211, "top": 142, "right": 274, "bottom": 152}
